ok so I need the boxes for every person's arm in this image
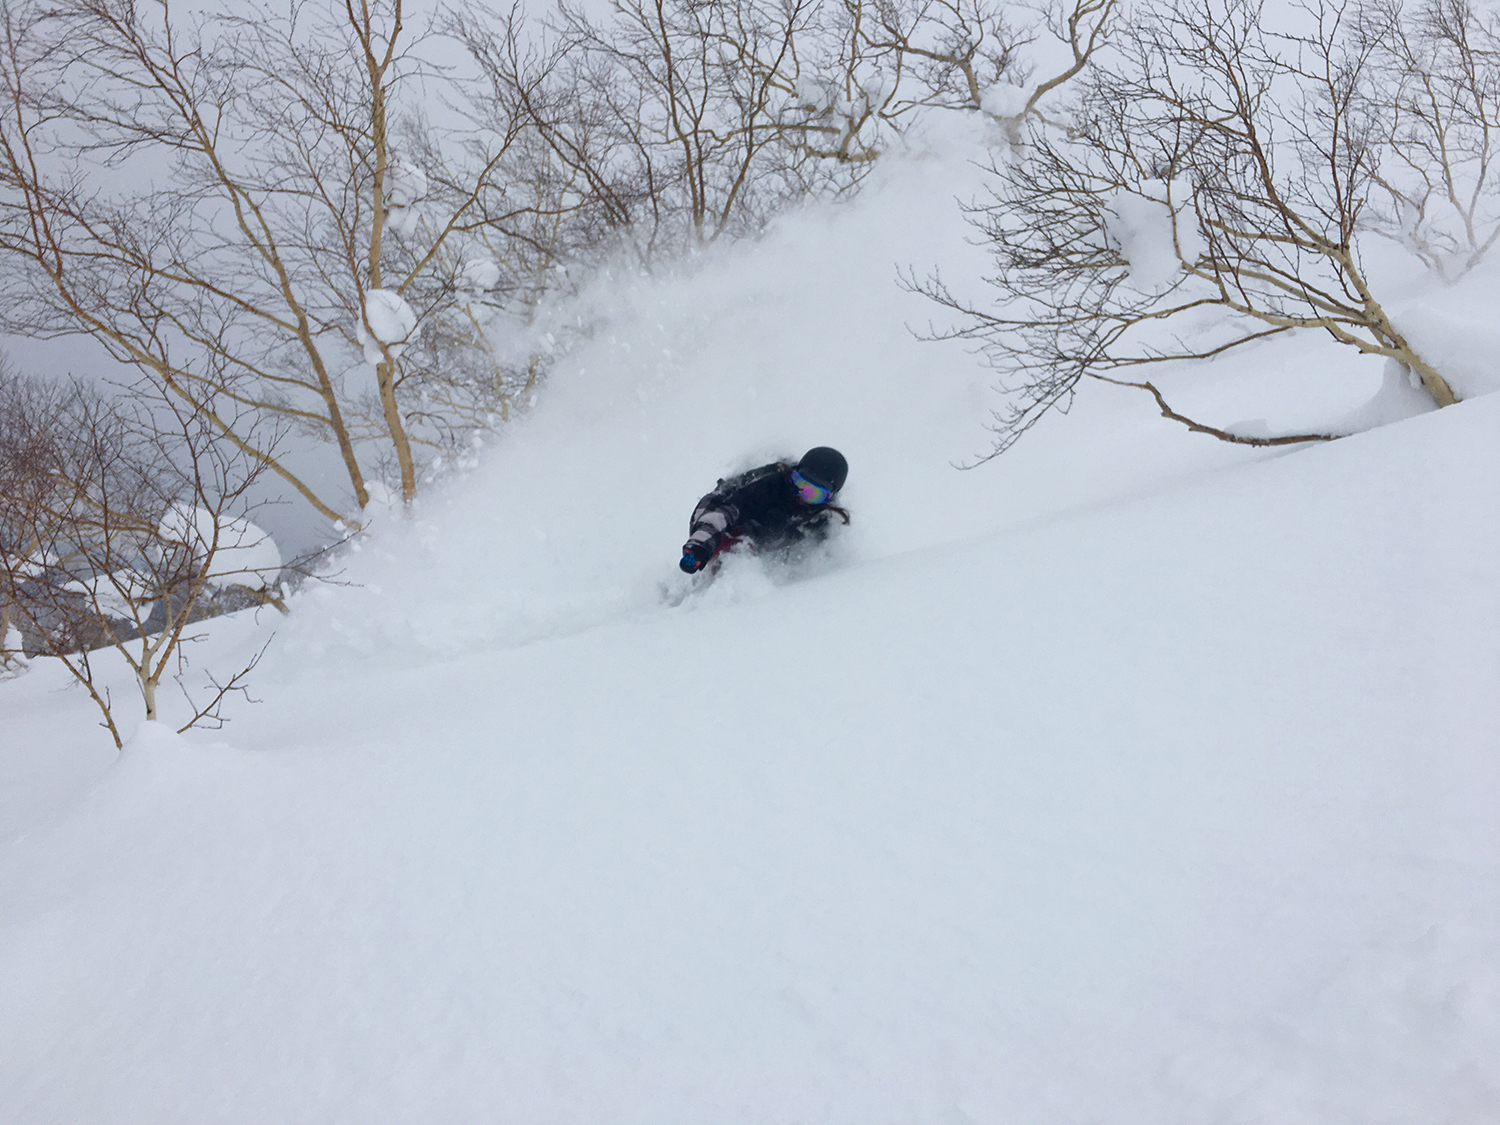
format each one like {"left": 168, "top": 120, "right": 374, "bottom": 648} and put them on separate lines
{"left": 679, "top": 464, "right": 788, "bottom": 572}
{"left": 680, "top": 489, "right": 740, "bottom": 572}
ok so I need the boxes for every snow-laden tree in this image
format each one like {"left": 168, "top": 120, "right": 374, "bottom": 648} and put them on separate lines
{"left": 919, "top": 0, "right": 1482, "bottom": 456}
{"left": 0, "top": 0, "right": 576, "bottom": 520}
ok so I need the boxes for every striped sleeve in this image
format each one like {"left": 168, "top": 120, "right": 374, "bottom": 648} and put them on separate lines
{"left": 684, "top": 492, "right": 739, "bottom": 557}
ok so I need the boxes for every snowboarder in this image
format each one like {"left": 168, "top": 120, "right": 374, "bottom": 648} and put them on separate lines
{"left": 679, "top": 447, "right": 850, "bottom": 574}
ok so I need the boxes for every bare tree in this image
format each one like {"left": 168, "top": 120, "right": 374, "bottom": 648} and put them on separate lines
{"left": 1359, "top": 0, "right": 1500, "bottom": 279}
{"left": 455, "top": 0, "right": 1114, "bottom": 257}
{"left": 455, "top": 0, "right": 841, "bottom": 255}
{"left": 0, "top": 367, "right": 283, "bottom": 748}
{"left": 847, "top": 0, "right": 1116, "bottom": 145}
{"left": 0, "top": 0, "right": 1122, "bottom": 524}
{"left": 917, "top": 0, "right": 1466, "bottom": 459}
{"left": 0, "top": 0, "right": 573, "bottom": 524}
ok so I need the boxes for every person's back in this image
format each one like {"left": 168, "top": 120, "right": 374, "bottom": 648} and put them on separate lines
{"left": 679, "top": 447, "right": 849, "bottom": 573}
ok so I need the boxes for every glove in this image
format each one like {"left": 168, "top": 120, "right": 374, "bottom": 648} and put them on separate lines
{"left": 680, "top": 542, "right": 712, "bottom": 574}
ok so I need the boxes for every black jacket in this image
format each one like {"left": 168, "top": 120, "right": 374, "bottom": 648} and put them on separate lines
{"left": 683, "top": 462, "right": 842, "bottom": 561}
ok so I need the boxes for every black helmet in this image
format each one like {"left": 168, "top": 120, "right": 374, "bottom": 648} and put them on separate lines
{"left": 795, "top": 447, "right": 847, "bottom": 492}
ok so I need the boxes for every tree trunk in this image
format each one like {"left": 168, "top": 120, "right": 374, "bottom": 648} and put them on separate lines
{"left": 140, "top": 672, "right": 157, "bottom": 722}
{"left": 1404, "top": 355, "right": 1459, "bottom": 407}
{"left": 1369, "top": 300, "right": 1460, "bottom": 407}
{"left": 0, "top": 600, "right": 17, "bottom": 665}
{"left": 376, "top": 358, "right": 419, "bottom": 502}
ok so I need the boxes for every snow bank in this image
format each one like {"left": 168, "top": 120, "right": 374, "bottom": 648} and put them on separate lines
{"left": 292, "top": 124, "right": 1500, "bottom": 675}
{"left": 159, "top": 504, "right": 283, "bottom": 590}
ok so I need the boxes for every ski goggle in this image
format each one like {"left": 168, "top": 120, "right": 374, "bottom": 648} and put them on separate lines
{"left": 790, "top": 469, "right": 834, "bottom": 505}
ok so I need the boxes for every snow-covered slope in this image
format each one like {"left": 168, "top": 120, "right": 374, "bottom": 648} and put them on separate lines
{"left": 2, "top": 129, "right": 1498, "bottom": 1123}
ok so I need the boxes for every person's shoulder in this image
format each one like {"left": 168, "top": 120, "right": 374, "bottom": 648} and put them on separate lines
{"left": 747, "top": 460, "right": 791, "bottom": 481}
{"left": 723, "top": 461, "right": 790, "bottom": 490}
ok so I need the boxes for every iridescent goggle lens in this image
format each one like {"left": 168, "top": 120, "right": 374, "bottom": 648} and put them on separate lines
{"left": 790, "top": 469, "right": 833, "bottom": 505}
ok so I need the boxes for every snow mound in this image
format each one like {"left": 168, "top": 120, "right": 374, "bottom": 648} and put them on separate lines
{"left": 158, "top": 505, "right": 282, "bottom": 590}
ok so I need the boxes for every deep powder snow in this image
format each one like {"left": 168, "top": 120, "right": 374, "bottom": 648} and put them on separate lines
{"left": 2, "top": 125, "right": 1498, "bottom": 1123}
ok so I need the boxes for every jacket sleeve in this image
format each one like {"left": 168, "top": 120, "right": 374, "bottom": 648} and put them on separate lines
{"left": 682, "top": 463, "right": 787, "bottom": 560}
{"left": 682, "top": 488, "right": 740, "bottom": 559}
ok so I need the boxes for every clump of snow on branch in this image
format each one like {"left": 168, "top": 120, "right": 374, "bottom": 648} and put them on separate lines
{"left": 357, "top": 289, "right": 420, "bottom": 364}
{"left": 385, "top": 161, "right": 427, "bottom": 210}
{"left": 980, "top": 83, "right": 1030, "bottom": 119}
{"left": 792, "top": 72, "right": 887, "bottom": 119}
{"left": 1105, "top": 179, "right": 1205, "bottom": 290}
{"left": 860, "top": 67, "right": 891, "bottom": 110}
{"left": 458, "top": 258, "right": 501, "bottom": 295}
{"left": 794, "top": 76, "right": 841, "bottom": 113}
{"left": 157, "top": 505, "right": 283, "bottom": 591}
{"left": 385, "top": 160, "right": 428, "bottom": 234}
